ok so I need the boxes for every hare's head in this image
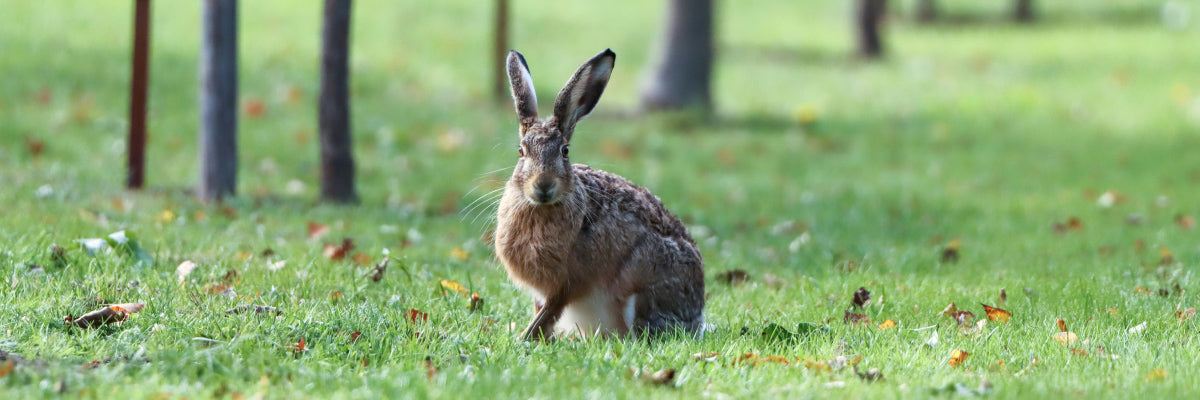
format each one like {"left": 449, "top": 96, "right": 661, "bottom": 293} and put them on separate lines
{"left": 505, "top": 49, "right": 615, "bottom": 205}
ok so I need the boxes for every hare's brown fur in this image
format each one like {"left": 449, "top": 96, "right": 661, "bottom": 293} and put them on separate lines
{"left": 494, "top": 49, "right": 705, "bottom": 339}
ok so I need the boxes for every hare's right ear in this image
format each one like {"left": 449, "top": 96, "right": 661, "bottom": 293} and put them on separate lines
{"left": 506, "top": 50, "right": 538, "bottom": 131}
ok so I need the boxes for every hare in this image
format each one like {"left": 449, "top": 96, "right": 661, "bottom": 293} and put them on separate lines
{"left": 494, "top": 49, "right": 705, "bottom": 340}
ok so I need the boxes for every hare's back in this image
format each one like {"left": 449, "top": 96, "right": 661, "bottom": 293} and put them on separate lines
{"left": 574, "top": 164, "right": 693, "bottom": 244}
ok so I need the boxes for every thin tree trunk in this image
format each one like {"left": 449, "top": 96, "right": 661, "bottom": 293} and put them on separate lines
{"left": 492, "top": 0, "right": 509, "bottom": 102}
{"left": 1013, "top": 0, "right": 1033, "bottom": 22}
{"left": 319, "top": 0, "right": 358, "bottom": 203}
{"left": 198, "top": 0, "right": 238, "bottom": 201}
{"left": 640, "top": 0, "right": 713, "bottom": 111}
{"left": 855, "top": 0, "right": 886, "bottom": 58}
{"left": 127, "top": 0, "right": 151, "bottom": 189}
{"left": 916, "top": 0, "right": 936, "bottom": 23}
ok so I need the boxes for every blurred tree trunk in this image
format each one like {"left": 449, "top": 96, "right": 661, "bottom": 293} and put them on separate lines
{"left": 198, "top": 0, "right": 238, "bottom": 201}
{"left": 319, "top": 0, "right": 358, "bottom": 203}
{"left": 855, "top": 0, "right": 886, "bottom": 58}
{"left": 1013, "top": 0, "right": 1034, "bottom": 22}
{"left": 640, "top": 0, "right": 713, "bottom": 111}
{"left": 127, "top": 0, "right": 151, "bottom": 189}
{"left": 492, "top": 0, "right": 509, "bottom": 102}
{"left": 916, "top": 0, "right": 936, "bottom": 23}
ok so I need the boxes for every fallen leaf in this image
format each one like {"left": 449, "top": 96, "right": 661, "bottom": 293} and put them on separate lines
{"left": 1057, "top": 318, "right": 1068, "bottom": 332}
{"left": 323, "top": 238, "right": 354, "bottom": 260}
{"left": 1144, "top": 369, "right": 1168, "bottom": 383}
{"left": 844, "top": 310, "right": 870, "bottom": 325}
{"left": 367, "top": 257, "right": 388, "bottom": 282}
{"left": 331, "top": 291, "right": 343, "bottom": 301}
{"left": 0, "top": 360, "right": 12, "bottom": 378}
{"left": 1135, "top": 286, "right": 1153, "bottom": 295}
{"left": 997, "top": 288, "right": 1007, "bottom": 304}
{"left": 348, "top": 331, "right": 362, "bottom": 343}
{"left": 26, "top": 136, "right": 46, "bottom": 157}
{"left": 941, "top": 303, "right": 959, "bottom": 317}
{"left": 854, "top": 366, "right": 884, "bottom": 382}
{"left": 424, "top": 356, "right": 437, "bottom": 381}
{"left": 352, "top": 253, "right": 373, "bottom": 266}
{"left": 948, "top": 349, "right": 969, "bottom": 367}
{"left": 157, "top": 209, "right": 175, "bottom": 223}
{"left": 1175, "top": 307, "right": 1196, "bottom": 321}
{"left": 224, "top": 305, "right": 281, "bottom": 316}
{"left": 1052, "top": 331, "right": 1078, "bottom": 346}
{"left": 941, "top": 239, "right": 960, "bottom": 262}
{"left": 243, "top": 97, "right": 266, "bottom": 118}
{"left": 1159, "top": 247, "right": 1174, "bottom": 265}
{"left": 1176, "top": 215, "right": 1196, "bottom": 229}
{"left": 440, "top": 280, "right": 469, "bottom": 297}
{"left": 1071, "top": 348, "right": 1089, "bottom": 357}
{"left": 469, "top": 293, "right": 484, "bottom": 312}
{"left": 982, "top": 304, "right": 1011, "bottom": 323}
{"left": 406, "top": 309, "right": 428, "bottom": 323}
{"left": 715, "top": 269, "right": 750, "bottom": 285}
{"left": 692, "top": 352, "right": 720, "bottom": 362}
{"left": 851, "top": 287, "right": 871, "bottom": 309}
{"left": 643, "top": 368, "right": 675, "bottom": 385}
{"left": 878, "top": 319, "right": 897, "bottom": 329}
{"left": 290, "top": 337, "right": 306, "bottom": 354}
{"left": 1128, "top": 321, "right": 1147, "bottom": 334}
{"left": 306, "top": 221, "right": 329, "bottom": 240}
{"left": 925, "top": 330, "right": 941, "bottom": 348}
{"left": 449, "top": 248, "right": 469, "bottom": 261}
{"left": 175, "top": 260, "right": 197, "bottom": 285}
{"left": 71, "top": 303, "right": 144, "bottom": 328}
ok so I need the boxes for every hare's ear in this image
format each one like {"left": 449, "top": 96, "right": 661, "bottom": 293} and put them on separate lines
{"left": 552, "top": 49, "right": 615, "bottom": 135}
{"left": 507, "top": 50, "right": 538, "bottom": 131}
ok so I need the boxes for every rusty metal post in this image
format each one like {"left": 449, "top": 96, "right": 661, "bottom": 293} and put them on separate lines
{"left": 127, "top": 0, "right": 151, "bottom": 189}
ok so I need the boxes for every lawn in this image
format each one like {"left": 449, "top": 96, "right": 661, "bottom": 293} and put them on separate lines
{"left": 2, "top": 0, "right": 1200, "bottom": 398}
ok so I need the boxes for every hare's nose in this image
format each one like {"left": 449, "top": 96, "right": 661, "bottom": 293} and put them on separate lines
{"left": 533, "top": 180, "right": 556, "bottom": 203}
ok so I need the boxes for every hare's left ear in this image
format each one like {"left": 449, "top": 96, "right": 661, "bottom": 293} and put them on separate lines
{"left": 552, "top": 49, "right": 615, "bottom": 136}
{"left": 507, "top": 50, "right": 539, "bottom": 131}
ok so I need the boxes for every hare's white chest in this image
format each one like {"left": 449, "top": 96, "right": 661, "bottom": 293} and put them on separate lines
{"left": 555, "top": 289, "right": 635, "bottom": 338}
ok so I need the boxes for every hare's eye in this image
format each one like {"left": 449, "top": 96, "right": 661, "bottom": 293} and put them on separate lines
{"left": 561, "top": 145, "right": 569, "bottom": 157}
{"left": 518, "top": 147, "right": 525, "bottom": 157}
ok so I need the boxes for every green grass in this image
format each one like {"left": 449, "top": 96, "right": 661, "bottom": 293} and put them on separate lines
{"left": 3, "top": 0, "right": 1200, "bottom": 398}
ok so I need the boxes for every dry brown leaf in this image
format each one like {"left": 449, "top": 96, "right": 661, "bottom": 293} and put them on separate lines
{"left": 643, "top": 368, "right": 676, "bottom": 385}
{"left": 949, "top": 349, "right": 969, "bottom": 367}
{"left": 323, "top": 238, "right": 354, "bottom": 261}
{"left": 406, "top": 309, "right": 428, "bottom": 324}
{"left": 424, "top": 356, "right": 438, "bottom": 381}
{"left": 941, "top": 239, "right": 960, "bottom": 262}
{"left": 367, "top": 257, "right": 388, "bottom": 282}
{"left": 1176, "top": 215, "right": 1196, "bottom": 230}
{"left": 854, "top": 366, "right": 884, "bottom": 382}
{"left": 844, "top": 310, "right": 870, "bottom": 325}
{"left": 1057, "top": 318, "right": 1068, "bottom": 332}
{"left": 851, "top": 287, "right": 871, "bottom": 309}
{"left": 997, "top": 288, "right": 1007, "bottom": 304}
{"left": 982, "top": 304, "right": 1011, "bottom": 323}
{"left": 72, "top": 303, "right": 144, "bottom": 328}
{"left": 352, "top": 253, "right": 373, "bottom": 266}
{"left": 941, "top": 303, "right": 959, "bottom": 317}
{"left": 307, "top": 221, "right": 329, "bottom": 240}
{"left": 469, "top": 293, "right": 484, "bottom": 312}
{"left": 243, "top": 97, "right": 266, "bottom": 118}
{"left": 1176, "top": 307, "right": 1196, "bottom": 321}
{"left": 1159, "top": 247, "right": 1174, "bottom": 265}
{"left": 715, "top": 270, "right": 750, "bottom": 285}
{"left": 348, "top": 331, "right": 362, "bottom": 343}
{"left": 176, "top": 260, "right": 197, "bottom": 285}
{"left": 290, "top": 337, "right": 306, "bottom": 354}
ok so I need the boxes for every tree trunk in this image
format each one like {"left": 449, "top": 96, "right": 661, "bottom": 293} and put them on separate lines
{"left": 1013, "top": 0, "right": 1034, "bottom": 22}
{"left": 640, "top": 0, "right": 714, "bottom": 112}
{"left": 855, "top": 0, "right": 887, "bottom": 58}
{"left": 916, "top": 0, "right": 936, "bottom": 23}
{"left": 198, "top": 0, "right": 238, "bottom": 201}
{"left": 127, "top": 0, "right": 151, "bottom": 189}
{"left": 492, "top": 0, "right": 509, "bottom": 102}
{"left": 319, "top": 0, "right": 358, "bottom": 203}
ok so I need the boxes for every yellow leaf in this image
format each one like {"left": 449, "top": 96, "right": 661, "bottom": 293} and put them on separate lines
{"left": 450, "top": 248, "right": 468, "bottom": 261}
{"left": 235, "top": 252, "right": 252, "bottom": 262}
{"left": 1145, "top": 368, "right": 1168, "bottom": 383}
{"left": 440, "top": 280, "right": 469, "bottom": 297}
{"left": 949, "top": 349, "right": 969, "bottom": 367}
{"left": 1106, "top": 307, "right": 1120, "bottom": 316}
{"left": 158, "top": 209, "right": 175, "bottom": 223}
{"left": 878, "top": 319, "right": 897, "bottom": 329}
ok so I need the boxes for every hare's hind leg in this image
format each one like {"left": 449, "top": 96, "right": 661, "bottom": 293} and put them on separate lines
{"left": 623, "top": 241, "right": 706, "bottom": 336}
